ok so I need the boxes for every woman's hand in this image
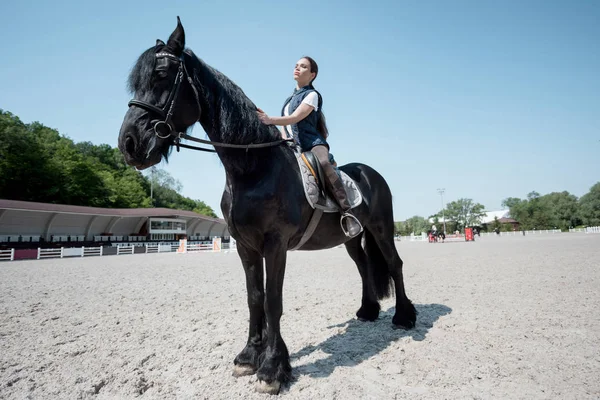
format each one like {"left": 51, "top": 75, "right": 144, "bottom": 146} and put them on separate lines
{"left": 256, "top": 108, "right": 272, "bottom": 125}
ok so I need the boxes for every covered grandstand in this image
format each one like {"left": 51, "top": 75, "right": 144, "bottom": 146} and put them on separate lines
{"left": 0, "top": 199, "right": 229, "bottom": 254}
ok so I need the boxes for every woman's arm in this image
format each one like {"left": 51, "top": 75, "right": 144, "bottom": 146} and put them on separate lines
{"left": 257, "top": 103, "right": 314, "bottom": 126}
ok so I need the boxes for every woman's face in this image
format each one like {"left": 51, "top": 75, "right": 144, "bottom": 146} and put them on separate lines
{"left": 293, "top": 58, "right": 316, "bottom": 86}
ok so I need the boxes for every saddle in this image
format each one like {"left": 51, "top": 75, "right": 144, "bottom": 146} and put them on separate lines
{"left": 296, "top": 152, "right": 363, "bottom": 213}
{"left": 290, "top": 151, "right": 363, "bottom": 250}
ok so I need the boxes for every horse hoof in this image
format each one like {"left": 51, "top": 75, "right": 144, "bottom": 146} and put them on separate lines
{"left": 232, "top": 364, "right": 256, "bottom": 377}
{"left": 256, "top": 379, "right": 281, "bottom": 395}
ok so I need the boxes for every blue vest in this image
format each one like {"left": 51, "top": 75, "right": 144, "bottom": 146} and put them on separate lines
{"left": 281, "top": 85, "right": 328, "bottom": 152}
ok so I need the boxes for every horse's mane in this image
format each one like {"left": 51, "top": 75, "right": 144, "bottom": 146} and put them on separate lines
{"left": 127, "top": 45, "right": 287, "bottom": 175}
{"left": 127, "top": 45, "right": 280, "bottom": 146}
{"left": 127, "top": 47, "right": 157, "bottom": 94}
{"left": 184, "top": 49, "right": 280, "bottom": 146}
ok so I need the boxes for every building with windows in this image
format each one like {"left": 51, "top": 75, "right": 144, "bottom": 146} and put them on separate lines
{"left": 0, "top": 199, "right": 229, "bottom": 246}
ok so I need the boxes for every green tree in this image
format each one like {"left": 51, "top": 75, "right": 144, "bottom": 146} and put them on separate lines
{"left": 0, "top": 109, "right": 218, "bottom": 217}
{"left": 579, "top": 182, "right": 600, "bottom": 226}
{"left": 400, "top": 215, "right": 430, "bottom": 235}
{"left": 442, "top": 198, "right": 486, "bottom": 231}
{"left": 0, "top": 111, "right": 59, "bottom": 201}
{"left": 539, "top": 191, "right": 581, "bottom": 230}
{"left": 193, "top": 200, "right": 218, "bottom": 218}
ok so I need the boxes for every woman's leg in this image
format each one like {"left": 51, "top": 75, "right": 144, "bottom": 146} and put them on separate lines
{"left": 310, "top": 145, "right": 363, "bottom": 237}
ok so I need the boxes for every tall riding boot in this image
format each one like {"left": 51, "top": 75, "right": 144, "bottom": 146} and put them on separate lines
{"left": 328, "top": 174, "right": 364, "bottom": 238}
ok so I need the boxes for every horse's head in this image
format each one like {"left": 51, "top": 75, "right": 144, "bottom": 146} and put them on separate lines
{"left": 118, "top": 17, "right": 201, "bottom": 170}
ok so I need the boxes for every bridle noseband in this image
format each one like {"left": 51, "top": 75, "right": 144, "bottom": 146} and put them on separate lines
{"left": 128, "top": 52, "right": 188, "bottom": 140}
{"left": 127, "top": 51, "right": 292, "bottom": 153}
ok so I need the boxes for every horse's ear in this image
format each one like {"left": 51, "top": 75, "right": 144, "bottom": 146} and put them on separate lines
{"left": 156, "top": 39, "right": 165, "bottom": 47}
{"left": 166, "top": 16, "right": 185, "bottom": 55}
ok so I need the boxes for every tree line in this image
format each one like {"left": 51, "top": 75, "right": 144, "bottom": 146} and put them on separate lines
{"left": 395, "top": 185, "right": 600, "bottom": 236}
{"left": 0, "top": 110, "right": 217, "bottom": 217}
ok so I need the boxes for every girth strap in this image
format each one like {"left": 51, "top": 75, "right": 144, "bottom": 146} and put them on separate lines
{"left": 290, "top": 208, "right": 323, "bottom": 251}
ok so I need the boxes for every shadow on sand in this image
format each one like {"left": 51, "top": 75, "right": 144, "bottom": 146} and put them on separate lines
{"left": 289, "top": 303, "right": 452, "bottom": 381}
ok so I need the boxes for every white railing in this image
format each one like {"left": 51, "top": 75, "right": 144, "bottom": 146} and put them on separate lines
{"left": 145, "top": 244, "right": 159, "bottom": 253}
{"left": 480, "top": 229, "right": 562, "bottom": 237}
{"left": 0, "top": 249, "right": 15, "bottom": 261}
{"left": 116, "top": 246, "right": 134, "bottom": 255}
{"left": 186, "top": 243, "right": 214, "bottom": 252}
{"left": 83, "top": 246, "right": 103, "bottom": 257}
{"left": 395, "top": 234, "right": 428, "bottom": 242}
{"left": 585, "top": 226, "right": 600, "bottom": 234}
{"left": 38, "top": 248, "right": 63, "bottom": 259}
{"left": 0, "top": 237, "right": 231, "bottom": 262}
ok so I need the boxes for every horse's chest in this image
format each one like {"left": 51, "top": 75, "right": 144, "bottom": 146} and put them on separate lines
{"left": 231, "top": 190, "right": 276, "bottom": 222}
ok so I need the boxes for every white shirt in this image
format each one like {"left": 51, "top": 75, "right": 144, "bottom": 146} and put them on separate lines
{"left": 283, "top": 92, "right": 319, "bottom": 139}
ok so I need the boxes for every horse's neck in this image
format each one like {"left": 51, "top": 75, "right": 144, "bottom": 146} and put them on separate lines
{"left": 191, "top": 56, "right": 280, "bottom": 177}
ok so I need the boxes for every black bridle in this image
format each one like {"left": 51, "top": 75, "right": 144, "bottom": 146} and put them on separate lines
{"left": 127, "top": 51, "right": 292, "bottom": 153}
{"left": 128, "top": 52, "right": 186, "bottom": 140}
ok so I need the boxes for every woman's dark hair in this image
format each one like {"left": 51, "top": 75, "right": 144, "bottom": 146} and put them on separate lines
{"left": 302, "top": 56, "right": 329, "bottom": 139}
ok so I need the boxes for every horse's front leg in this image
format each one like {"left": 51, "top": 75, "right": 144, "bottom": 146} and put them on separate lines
{"left": 233, "top": 243, "right": 265, "bottom": 377}
{"left": 256, "top": 234, "right": 291, "bottom": 394}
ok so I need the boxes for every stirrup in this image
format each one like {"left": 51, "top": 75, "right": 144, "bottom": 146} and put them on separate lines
{"left": 340, "top": 212, "right": 363, "bottom": 238}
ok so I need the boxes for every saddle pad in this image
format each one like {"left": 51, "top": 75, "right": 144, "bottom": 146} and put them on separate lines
{"left": 295, "top": 152, "right": 363, "bottom": 213}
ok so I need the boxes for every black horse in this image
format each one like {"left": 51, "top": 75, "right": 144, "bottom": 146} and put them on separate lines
{"left": 118, "top": 18, "right": 416, "bottom": 394}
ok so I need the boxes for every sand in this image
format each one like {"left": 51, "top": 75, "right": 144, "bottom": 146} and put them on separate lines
{"left": 1, "top": 234, "right": 599, "bottom": 399}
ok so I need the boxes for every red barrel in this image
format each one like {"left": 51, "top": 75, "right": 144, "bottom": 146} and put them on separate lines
{"left": 465, "top": 227, "right": 475, "bottom": 241}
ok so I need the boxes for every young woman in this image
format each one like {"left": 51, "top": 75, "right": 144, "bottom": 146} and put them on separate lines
{"left": 257, "top": 56, "right": 362, "bottom": 238}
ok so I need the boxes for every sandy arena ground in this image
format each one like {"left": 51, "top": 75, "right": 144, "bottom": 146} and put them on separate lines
{"left": 1, "top": 234, "right": 599, "bottom": 399}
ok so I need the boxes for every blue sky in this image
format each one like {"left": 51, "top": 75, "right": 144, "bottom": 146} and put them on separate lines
{"left": 1, "top": 0, "right": 598, "bottom": 220}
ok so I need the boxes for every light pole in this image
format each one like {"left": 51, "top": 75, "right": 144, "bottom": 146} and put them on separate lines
{"left": 150, "top": 167, "right": 156, "bottom": 207}
{"left": 437, "top": 188, "right": 446, "bottom": 234}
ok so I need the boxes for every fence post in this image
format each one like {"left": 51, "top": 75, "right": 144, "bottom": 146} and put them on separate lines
{"left": 82, "top": 246, "right": 85, "bottom": 257}
{"left": 37, "top": 248, "right": 41, "bottom": 260}
{"left": 11, "top": 248, "right": 15, "bottom": 261}
{"left": 60, "top": 247, "right": 64, "bottom": 258}
{"left": 100, "top": 246, "right": 103, "bottom": 256}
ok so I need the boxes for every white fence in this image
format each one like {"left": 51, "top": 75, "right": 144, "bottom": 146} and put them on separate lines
{"left": 584, "top": 226, "right": 600, "bottom": 234}
{"left": 395, "top": 229, "right": 566, "bottom": 241}
{"left": 83, "top": 246, "right": 103, "bottom": 257}
{"left": 145, "top": 244, "right": 159, "bottom": 253}
{"left": 186, "top": 243, "right": 215, "bottom": 252}
{"left": 116, "top": 246, "right": 134, "bottom": 255}
{"left": 1, "top": 236, "right": 234, "bottom": 262}
{"left": 38, "top": 248, "right": 63, "bottom": 259}
{"left": 0, "top": 249, "right": 15, "bottom": 261}
{"left": 396, "top": 234, "right": 428, "bottom": 242}
{"left": 480, "top": 229, "right": 562, "bottom": 237}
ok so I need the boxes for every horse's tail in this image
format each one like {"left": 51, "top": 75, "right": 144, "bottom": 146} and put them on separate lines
{"left": 363, "top": 228, "right": 394, "bottom": 300}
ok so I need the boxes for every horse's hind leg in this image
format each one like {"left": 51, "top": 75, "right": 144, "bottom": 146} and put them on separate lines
{"left": 370, "top": 224, "right": 417, "bottom": 329}
{"left": 344, "top": 233, "right": 381, "bottom": 321}
{"left": 233, "top": 243, "right": 266, "bottom": 377}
